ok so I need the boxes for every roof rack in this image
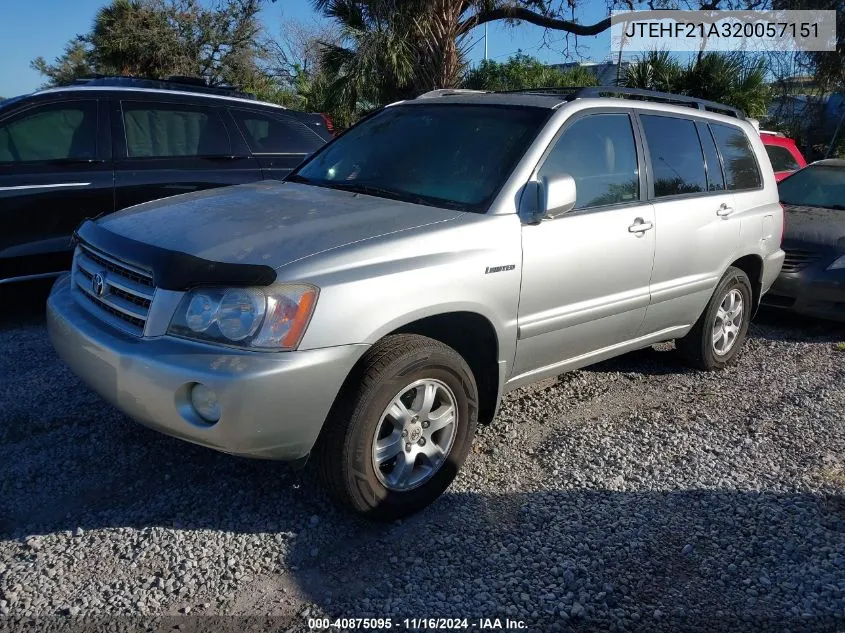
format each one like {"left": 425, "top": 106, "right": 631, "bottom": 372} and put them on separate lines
{"left": 416, "top": 85, "right": 745, "bottom": 119}
{"left": 573, "top": 86, "right": 744, "bottom": 119}
{"left": 70, "top": 75, "right": 257, "bottom": 100}
{"left": 417, "top": 88, "right": 490, "bottom": 99}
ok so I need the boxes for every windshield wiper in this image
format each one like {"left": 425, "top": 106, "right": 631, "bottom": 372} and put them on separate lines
{"left": 325, "top": 181, "right": 439, "bottom": 207}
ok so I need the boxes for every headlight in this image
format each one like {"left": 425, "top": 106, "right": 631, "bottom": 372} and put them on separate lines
{"left": 168, "top": 284, "right": 318, "bottom": 350}
{"left": 828, "top": 255, "right": 845, "bottom": 270}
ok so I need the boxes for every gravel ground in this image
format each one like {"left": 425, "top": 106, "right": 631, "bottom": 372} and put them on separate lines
{"left": 1, "top": 281, "right": 844, "bottom": 633}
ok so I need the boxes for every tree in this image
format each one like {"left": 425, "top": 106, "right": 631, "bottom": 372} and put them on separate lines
{"left": 311, "top": 0, "right": 774, "bottom": 118}
{"left": 624, "top": 51, "right": 770, "bottom": 118}
{"left": 31, "top": 39, "right": 97, "bottom": 87}
{"left": 463, "top": 53, "right": 598, "bottom": 91}
{"left": 31, "top": 0, "right": 270, "bottom": 90}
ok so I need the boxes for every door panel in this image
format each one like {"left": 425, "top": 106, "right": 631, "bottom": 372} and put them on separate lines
{"left": 513, "top": 111, "right": 655, "bottom": 379}
{"left": 0, "top": 98, "right": 113, "bottom": 280}
{"left": 112, "top": 99, "right": 261, "bottom": 210}
{"left": 638, "top": 115, "right": 741, "bottom": 333}
{"left": 515, "top": 206, "right": 656, "bottom": 378}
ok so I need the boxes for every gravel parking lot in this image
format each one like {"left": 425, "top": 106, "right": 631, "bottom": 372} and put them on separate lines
{"left": 1, "top": 281, "right": 844, "bottom": 633}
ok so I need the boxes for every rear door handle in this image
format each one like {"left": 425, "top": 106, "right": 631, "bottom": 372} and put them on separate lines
{"left": 628, "top": 218, "right": 654, "bottom": 233}
{"left": 717, "top": 203, "right": 735, "bottom": 217}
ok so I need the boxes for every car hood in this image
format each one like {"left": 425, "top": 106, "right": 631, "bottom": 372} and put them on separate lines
{"left": 98, "top": 181, "right": 462, "bottom": 269}
{"left": 783, "top": 204, "right": 845, "bottom": 250}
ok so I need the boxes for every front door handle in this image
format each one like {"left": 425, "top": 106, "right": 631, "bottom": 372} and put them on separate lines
{"left": 628, "top": 218, "right": 654, "bottom": 233}
{"left": 717, "top": 203, "right": 735, "bottom": 217}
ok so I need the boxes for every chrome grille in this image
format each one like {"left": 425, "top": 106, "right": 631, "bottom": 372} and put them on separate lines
{"left": 72, "top": 243, "right": 155, "bottom": 336}
{"left": 781, "top": 249, "right": 821, "bottom": 274}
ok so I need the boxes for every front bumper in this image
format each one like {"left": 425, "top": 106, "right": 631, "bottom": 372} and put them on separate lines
{"left": 761, "top": 269, "right": 845, "bottom": 322}
{"left": 47, "top": 274, "right": 368, "bottom": 460}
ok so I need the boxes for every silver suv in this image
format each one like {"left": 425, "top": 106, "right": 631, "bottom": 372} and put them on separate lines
{"left": 47, "top": 87, "right": 785, "bottom": 519}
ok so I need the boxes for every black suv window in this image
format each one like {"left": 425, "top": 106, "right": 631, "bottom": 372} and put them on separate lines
{"left": 641, "top": 114, "right": 707, "bottom": 197}
{"left": 230, "top": 109, "right": 323, "bottom": 154}
{"left": 711, "top": 123, "right": 762, "bottom": 190}
{"left": 121, "top": 101, "right": 230, "bottom": 158}
{"left": 538, "top": 113, "right": 639, "bottom": 210}
{"left": 765, "top": 144, "right": 800, "bottom": 172}
{"left": 0, "top": 101, "right": 97, "bottom": 163}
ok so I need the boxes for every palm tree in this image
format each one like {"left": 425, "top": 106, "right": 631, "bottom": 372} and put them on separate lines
{"left": 624, "top": 51, "right": 770, "bottom": 118}
{"left": 623, "top": 50, "right": 682, "bottom": 94}
{"left": 311, "top": 0, "right": 613, "bottom": 116}
{"left": 681, "top": 53, "right": 769, "bottom": 118}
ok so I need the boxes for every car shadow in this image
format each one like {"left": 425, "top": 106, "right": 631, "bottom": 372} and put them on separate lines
{"left": 0, "top": 278, "right": 56, "bottom": 329}
{"left": 753, "top": 307, "right": 845, "bottom": 344}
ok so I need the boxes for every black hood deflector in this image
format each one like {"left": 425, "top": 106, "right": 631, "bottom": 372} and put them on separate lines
{"left": 74, "top": 220, "right": 277, "bottom": 290}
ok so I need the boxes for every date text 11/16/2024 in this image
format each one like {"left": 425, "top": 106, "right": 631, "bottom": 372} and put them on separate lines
{"left": 308, "top": 617, "right": 528, "bottom": 630}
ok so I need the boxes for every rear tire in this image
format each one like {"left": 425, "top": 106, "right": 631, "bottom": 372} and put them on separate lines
{"left": 316, "top": 334, "right": 478, "bottom": 521}
{"left": 676, "top": 266, "right": 753, "bottom": 371}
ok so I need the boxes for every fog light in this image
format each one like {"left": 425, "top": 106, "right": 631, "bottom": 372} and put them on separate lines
{"left": 190, "top": 383, "right": 221, "bottom": 423}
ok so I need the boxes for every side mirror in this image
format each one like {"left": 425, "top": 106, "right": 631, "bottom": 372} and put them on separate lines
{"left": 540, "top": 174, "right": 577, "bottom": 220}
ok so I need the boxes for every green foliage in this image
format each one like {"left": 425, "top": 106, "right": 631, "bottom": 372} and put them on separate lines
{"left": 31, "top": 39, "right": 97, "bottom": 87}
{"left": 31, "top": 0, "right": 268, "bottom": 90}
{"left": 462, "top": 53, "right": 599, "bottom": 91}
{"left": 624, "top": 52, "right": 771, "bottom": 118}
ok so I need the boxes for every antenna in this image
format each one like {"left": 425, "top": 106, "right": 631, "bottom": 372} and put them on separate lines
{"left": 484, "top": 23, "right": 488, "bottom": 61}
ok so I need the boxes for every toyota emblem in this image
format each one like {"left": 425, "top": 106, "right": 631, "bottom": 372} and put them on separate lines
{"left": 92, "top": 272, "right": 106, "bottom": 297}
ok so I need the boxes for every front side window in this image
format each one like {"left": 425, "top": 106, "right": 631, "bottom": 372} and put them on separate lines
{"left": 231, "top": 109, "right": 324, "bottom": 155}
{"left": 711, "top": 123, "right": 763, "bottom": 190}
{"left": 0, "top": 101, "right": 97, "bottom": 163}
{"left": 538, "top": 113, "right": 640, "bottom": 210}
{"left": 291, "top": 104, "right": 549, "bottom": 212}
{"left": 122, "top": 101, "right": 230, "bottom": 158}
{"left": 641, "top": 114, "right": 707, "bottom": 198}
{"left": 765, "top": 144, "right": 801, "bottom": 172}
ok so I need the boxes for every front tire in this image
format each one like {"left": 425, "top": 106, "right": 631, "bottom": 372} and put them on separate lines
{"left": 317, "top": 334, "right": 478, "bottom": 520}
{"left": 677, "top": 266, "right": 753, "bottom": 371}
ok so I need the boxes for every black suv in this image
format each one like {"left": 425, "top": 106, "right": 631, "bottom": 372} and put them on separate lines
{"left": 0, "top": 76, "right": 332, "bottom": 284}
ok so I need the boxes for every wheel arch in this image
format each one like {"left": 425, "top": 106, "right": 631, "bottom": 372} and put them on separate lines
{"left": 729, "top": 254, "right": 764, "bottom": 316}
{"left": 388, "top": 312, "right": 502, "bottom": 426}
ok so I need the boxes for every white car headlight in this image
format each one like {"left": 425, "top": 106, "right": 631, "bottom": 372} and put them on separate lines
{"left": 168, "top": 284, "right": 318, "bottom": 350}
{"left": 828, "top": 255, "right": 845, "bottom": 270}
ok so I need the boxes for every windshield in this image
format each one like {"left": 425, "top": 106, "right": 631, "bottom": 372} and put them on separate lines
{"left": 779, "top": 164, "right": 845, "bottom": 209}
{"left": 289, "top": 104, "right": 550, "bottom": 213}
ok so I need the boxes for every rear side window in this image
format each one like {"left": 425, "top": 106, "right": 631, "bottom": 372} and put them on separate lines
{"left": 230, "top": 109, "right": 324, "bottom": 155}
{"left": 538, "top": 113, "right": 640, "bottom": 210}
{"left": 710, "top": 123, "right": 762, "bottom": 190}
{"left": 640, "top": 114, "right": 707, "bottom": 197}
{"left": 0, "top": 100, "right": 97, "bottom": 163}
{"left": 765, "top": 144, "right": 801, "bottom": 172}
{"left": 122, "top": 101, "right": 230, "bottom": 158}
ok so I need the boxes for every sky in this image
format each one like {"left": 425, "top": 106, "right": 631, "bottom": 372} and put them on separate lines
{"left": 0, "top": 0, "right": 614, "bottom": 98}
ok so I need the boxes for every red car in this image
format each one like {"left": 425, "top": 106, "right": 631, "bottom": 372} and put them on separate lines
{"left": 760, "top": 131, "right": 808, "bottom": 182}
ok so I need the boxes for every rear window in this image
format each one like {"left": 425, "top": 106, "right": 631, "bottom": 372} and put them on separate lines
{"left": 710, "top": 123, "right": 762, "bottom": 190}
{"left": 765, "top": 144, "right": 801, "bottom": 172}
{"left": 230, "top": 108, "right": 324, "bottom": 155}
{"left": 122, "top": 101, "right": 230, "bottom": 158}
{"left": 640, "top": 114, "right": 707, "bottom": 197}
